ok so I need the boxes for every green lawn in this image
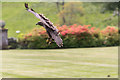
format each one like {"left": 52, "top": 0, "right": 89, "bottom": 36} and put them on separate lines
{"left": 2, "top": 47, "right": 118, "bottom": 78}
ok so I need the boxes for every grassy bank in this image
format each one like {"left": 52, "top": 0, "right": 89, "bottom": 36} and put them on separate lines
{"left": 2, "top": 47, "right": 118, "bottom": 78}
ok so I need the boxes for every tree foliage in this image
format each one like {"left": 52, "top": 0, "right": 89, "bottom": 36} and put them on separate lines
{"left": 58, "top": 2, "right": 84, "bottom": 25}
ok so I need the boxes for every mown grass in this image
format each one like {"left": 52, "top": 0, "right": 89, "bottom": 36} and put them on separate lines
{"left": 2, "top": 47, "right": 118, "bottom": 78}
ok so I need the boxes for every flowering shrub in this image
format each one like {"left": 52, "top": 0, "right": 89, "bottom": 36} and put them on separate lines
{"left": 101, "top": 26, "right": 119, "bottom": 46}
{"left": 18, "top": 24, "right": 119, "bottom": 49}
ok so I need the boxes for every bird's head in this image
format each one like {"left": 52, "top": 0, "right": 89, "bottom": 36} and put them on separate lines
{"left": 36, "top": 21, "right": 43, "bottom": 26}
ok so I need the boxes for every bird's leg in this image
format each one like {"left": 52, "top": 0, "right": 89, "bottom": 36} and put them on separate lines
{"left": 46, "top": 38, "right": 53, "bottom": 45}
{"left": 46, "top": 38, "right": 50, "bottom": 44}
{"left": 48, "top": 38, "right": 52, "bottom": 45}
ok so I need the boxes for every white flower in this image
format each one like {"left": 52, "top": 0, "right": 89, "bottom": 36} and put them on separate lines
{"left": 16, "top": 31, "right": 20, "bottom": 33}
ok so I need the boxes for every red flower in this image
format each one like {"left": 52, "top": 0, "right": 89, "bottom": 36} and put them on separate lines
{"left": 101, "top": 26, "right": 118, "bottom": 35}
{"left": 41, "top": 31, "right": 46, "bottom": 34}
{"left": 71, "top": 32, "right": 75, "bottom": 34}
{"left": 24, "top": 36, "right": 27, "bottom": 39}
{"left": 61, "top": 31, "right": 66, "bottom": 36}
{"left": 28, "top": 33, "right": 32, "bottom": 37}
{"left": 83, "top": 25, "right": 91, "bottom": 28}
{"left": 37, "top": 34, "right": 40, "bottom": 36}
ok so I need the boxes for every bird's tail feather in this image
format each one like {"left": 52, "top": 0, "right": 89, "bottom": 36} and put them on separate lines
{"left": 51, "top": 33, "right": 63, "bottom": 47}
{"left": 55, "top": 36, "right": 63, "bottom": 47}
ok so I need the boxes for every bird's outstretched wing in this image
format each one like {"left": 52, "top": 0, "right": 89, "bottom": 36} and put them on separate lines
{"left": 25, "top": 3, "right": 28, "bottom": 9}
{"left": 24, "top": 3, "right": 56, "bottom": 31}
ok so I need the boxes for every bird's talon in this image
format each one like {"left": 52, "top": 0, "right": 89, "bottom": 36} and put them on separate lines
{"left": 46, "top": 39, "right": 49, "bottom": 43}
{"left": 48, "top": 41, "right": 52, "bottom": 45}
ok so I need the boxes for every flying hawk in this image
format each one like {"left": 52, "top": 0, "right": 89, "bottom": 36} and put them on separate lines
{"left": 25, "top": 3, "right": 63, "bottom": 47}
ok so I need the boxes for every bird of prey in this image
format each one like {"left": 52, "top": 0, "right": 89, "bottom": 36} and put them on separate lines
{"left": 25, "top": 3, "right": 63, "bottom": 47}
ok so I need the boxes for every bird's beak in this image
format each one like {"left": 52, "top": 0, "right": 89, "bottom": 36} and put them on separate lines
{"left": 36, "top": 23, "right": 38, "bottom": 25}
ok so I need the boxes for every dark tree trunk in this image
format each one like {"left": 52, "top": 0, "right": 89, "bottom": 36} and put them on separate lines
{"left": 62, "top": 16, "right": 66, "bottom": 25}
{"left": 62, "top": 0, "right": 65, "bottom": 24}
{"left": 56, "top": 0, "right": 66, "bottom": 25}
{"left": 62, "top": 0, "right": 64, "bottom": 10}
{"left": 56, "top": 2, "right": 60, "bottom": 12}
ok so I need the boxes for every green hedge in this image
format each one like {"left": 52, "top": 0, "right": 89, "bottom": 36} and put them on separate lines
{"left": 17, "top": 25, "right": 119, "bottom": 49}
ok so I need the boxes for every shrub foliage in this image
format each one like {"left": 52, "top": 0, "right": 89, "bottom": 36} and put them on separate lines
{"left": 17, "top": 25, "right": 119, "bottom": 49}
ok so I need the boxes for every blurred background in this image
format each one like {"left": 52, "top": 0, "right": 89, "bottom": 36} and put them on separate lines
{"left": 2, "top": 2, "right": 118, "bottom": 37}
{"left": 1, "top": 2, "right": 119, "bottom": 49}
